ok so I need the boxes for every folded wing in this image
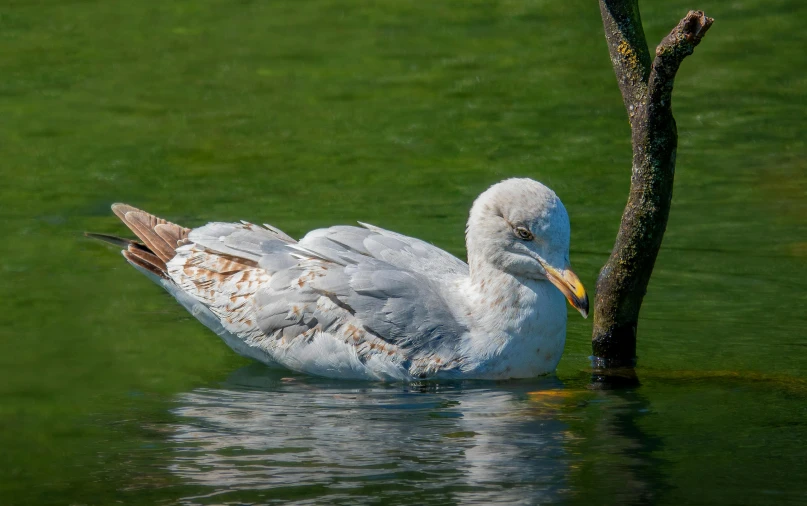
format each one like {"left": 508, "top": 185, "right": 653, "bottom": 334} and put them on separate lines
{"left": 170, "top": 222, "right": 470, "bottom": 378}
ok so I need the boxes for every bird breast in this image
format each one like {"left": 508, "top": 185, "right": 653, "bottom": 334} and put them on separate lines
{"left": 457, "top": 268, "right": 568, "bottom": 378}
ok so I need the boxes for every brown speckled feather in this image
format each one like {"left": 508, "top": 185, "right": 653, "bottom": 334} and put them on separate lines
{"left": 170, "top": 244, "right": 269, "bottom": 340}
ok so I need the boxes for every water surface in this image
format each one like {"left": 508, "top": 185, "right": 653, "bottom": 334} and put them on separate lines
{"left": 1, "top": 0, "right": 805, "bottom": 504}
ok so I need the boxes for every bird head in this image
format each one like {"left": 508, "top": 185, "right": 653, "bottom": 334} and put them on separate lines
{"left": 466, "top": 178, "right": 589, "bottom": 318}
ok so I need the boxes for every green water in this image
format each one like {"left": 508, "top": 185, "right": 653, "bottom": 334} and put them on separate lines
{"left": 1, "top": 0, "right": 805, "bottom": 504}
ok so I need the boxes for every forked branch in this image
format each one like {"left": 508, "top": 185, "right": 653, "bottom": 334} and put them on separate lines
{"left": 593, "top": 3, "right": 713, "bottom": 370}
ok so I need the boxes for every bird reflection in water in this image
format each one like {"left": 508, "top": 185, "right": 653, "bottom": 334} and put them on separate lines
{"left": 167, "top": 364, "right": 664, "bottom": 505}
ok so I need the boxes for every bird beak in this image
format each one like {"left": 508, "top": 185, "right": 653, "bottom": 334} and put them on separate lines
{"left": 543, "top": 265, "right": 589, "bottom": 318}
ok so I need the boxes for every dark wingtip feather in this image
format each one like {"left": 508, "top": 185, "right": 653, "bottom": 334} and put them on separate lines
{"left": 85, "top": 232, "right": 150, "bottom": 251}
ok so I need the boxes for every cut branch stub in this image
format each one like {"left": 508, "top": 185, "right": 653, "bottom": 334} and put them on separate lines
{"left": 593, "top": 5, "right": 713, "bottom": 369}
{"left": 651, "top": 11, "right": 714, "bottom": 103}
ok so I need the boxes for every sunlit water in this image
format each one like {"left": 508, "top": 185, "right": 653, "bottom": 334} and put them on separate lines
{"left": 1, "top": 0, "right": 806, "bottom": 504}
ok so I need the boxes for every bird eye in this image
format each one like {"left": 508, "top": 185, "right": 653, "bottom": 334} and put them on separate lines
{"left": 514, "top": 226, "right": 534, "bottom": 241}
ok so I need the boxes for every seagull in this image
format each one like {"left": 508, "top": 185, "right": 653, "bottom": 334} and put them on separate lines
{"left": 88, "top": 178, "right": 588, "bottom": 381}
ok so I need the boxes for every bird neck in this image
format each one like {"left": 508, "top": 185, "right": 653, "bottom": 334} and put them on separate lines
{"left": 467, "top": 260, "right": 543, "bottom": 319}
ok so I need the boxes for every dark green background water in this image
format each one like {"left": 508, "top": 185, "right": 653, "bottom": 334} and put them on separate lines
{"left": 1, "top": 0, "right": 805, "bottom": 504}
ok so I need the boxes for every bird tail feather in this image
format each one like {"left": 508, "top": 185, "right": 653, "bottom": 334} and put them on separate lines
{"left": 86, "top": 203, "right": 192, "bottom": 281}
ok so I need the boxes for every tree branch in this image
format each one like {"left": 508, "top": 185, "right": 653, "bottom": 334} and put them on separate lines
{"left": 598, "top": 0, "right": 652, "bottom": 119}
{"left": 650, "top": 11, "right": 713, "bottom": 106}
{"left": 592, "top": 5, "right": 713, "bottom": 370}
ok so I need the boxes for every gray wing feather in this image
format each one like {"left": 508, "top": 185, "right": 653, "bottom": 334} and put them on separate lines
{"left": 299, "top": 224, "right": 469, "bottom": 280}
{"left": 189, "top": 222, "right": 296, "bottom": 261}
{"left": 179, "top": 219, "right": 470, "bottom": 376}
{"left": 258, "top": 252, "right": 298, "bottom": 273}
{"left": 306, "top": 226, "right": 375, "bottom": 256}
{"left": 187, "top": 221, "right": 301, "bottom": 274}
{"left": 340, "top": 263, "right": 465, "bottom": 358}
{"left": 291, "top": 225, "right": 470, "bottom": 360}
